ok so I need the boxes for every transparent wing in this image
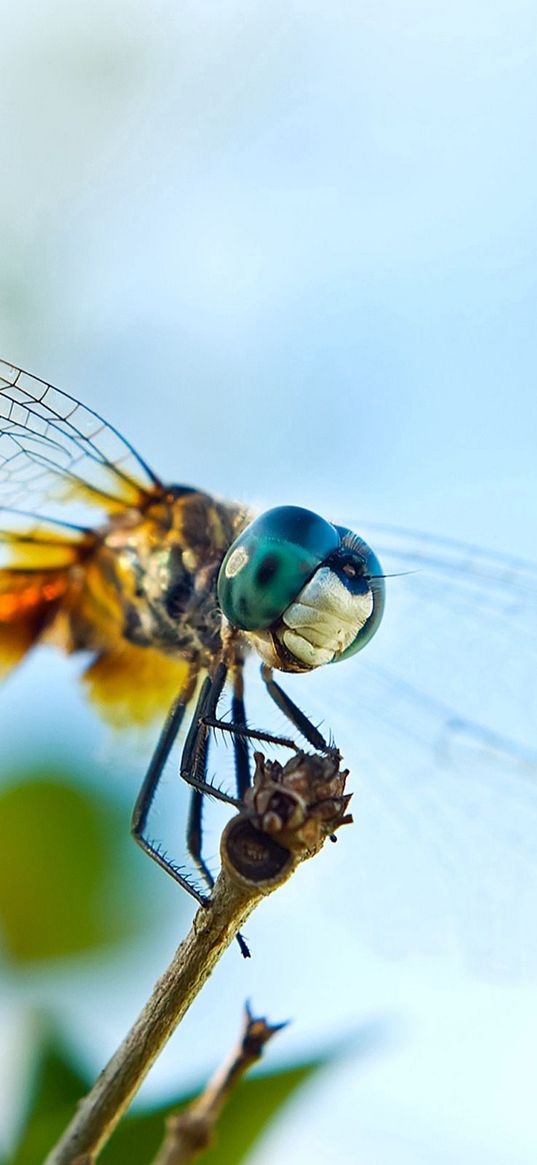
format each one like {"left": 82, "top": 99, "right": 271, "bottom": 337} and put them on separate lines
{"left": 277, "top": 523, "right": 537, "bottom": 974}
{"left": 0, "top": 358, "right": 162, "bottom": 526}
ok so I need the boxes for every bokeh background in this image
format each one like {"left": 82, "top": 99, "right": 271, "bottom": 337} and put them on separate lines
{"left": 1, "top": 2, "right": 537, "bottom": 1162}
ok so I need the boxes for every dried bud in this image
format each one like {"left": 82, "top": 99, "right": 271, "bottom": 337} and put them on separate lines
{"left": 221, "top": 749, "right": 352, "bottom": 891}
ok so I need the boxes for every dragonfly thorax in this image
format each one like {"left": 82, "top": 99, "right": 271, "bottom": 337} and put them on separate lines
{"left": 88, "top": 490, "right": 250, "bottom": 664}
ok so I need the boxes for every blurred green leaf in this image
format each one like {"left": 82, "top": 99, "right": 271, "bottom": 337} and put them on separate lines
{"left": 11, "top": 1038, "right": 88, "bottom": 1165}
{"left": 11, "top": 1034, "right": 327, "bottom": 1165}
{"left": 101, "top": 1059, "right": 323, "bottom": 1165}
{"left": 0, "top": 775, "right": 147, "bottom": 963}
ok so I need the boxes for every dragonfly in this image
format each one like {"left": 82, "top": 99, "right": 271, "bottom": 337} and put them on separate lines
{"left": 0, "top": 359, "right": 385, "bottom": 926}
{"left": 1, "top": 359, "right": 536, "bottom": 971}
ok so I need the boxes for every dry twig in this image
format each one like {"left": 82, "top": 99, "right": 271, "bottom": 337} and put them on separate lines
{"left": 151, "top": 1003, "right": 286, "bottom": 1165}
{"left": 44, "top": 748, "right": 351, "bottom": 1165}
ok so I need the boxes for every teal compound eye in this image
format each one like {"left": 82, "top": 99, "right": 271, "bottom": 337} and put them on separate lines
{"left": 217, "top": 506, "right": 385, "bottom": 671}
{"left": 328, "top": 527, "right": 385, "bottom": 662}
{"left": 217, "top": 506, "right": 340, "bottom": 632}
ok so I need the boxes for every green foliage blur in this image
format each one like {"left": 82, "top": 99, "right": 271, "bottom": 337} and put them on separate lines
{"left": 11, "top": 1033, "right": 322, "bottom": 1165}
{"left": 0, "top": 762, "right": 330, "bottom": 1163}
{"left": 0, "top": 774, "right": 145, "bottom": 962}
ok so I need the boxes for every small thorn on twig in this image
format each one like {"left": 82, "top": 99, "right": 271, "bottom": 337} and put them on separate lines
{"left": 150, "top": 1004, "right": 287, "bottom": 1164}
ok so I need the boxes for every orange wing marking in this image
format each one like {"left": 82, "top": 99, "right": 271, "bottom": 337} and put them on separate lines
{"left": 0, "top": 576, "right": 68, "bottom": 622}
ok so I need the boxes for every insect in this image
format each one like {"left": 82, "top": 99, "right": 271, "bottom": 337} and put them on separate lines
{"left": 1, "top": 359, "right": 536, "bottom": 972}
{"left": 0, "top": 358, "right": 385, "bottom": 921}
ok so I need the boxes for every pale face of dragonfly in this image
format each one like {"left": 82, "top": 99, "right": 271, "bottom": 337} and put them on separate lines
{"left": 0, "top": 358, "right": 535, "bottom": 973}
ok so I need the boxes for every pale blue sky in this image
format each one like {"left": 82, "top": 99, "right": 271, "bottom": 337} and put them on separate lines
{"left": 1, "top": 3, "right": 537, "bottom": 1162}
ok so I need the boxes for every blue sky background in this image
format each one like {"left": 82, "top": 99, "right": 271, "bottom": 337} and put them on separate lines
{"left": 1, "top": 2, "right": 537, "bottom": 1162}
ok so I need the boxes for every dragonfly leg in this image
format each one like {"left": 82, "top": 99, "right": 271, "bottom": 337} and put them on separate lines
{"left": 186, "top": 790, "right": 214, "bottom": 892}
{"left": 200, "top": 664, "right": 297, "bottom": 753}
{"left": 260, "top": 664, "right": 335, "bottom": 753}
{"left": 185, "top": 785, "right": 251, "bottom": 958}
{"left": 179, "top": 664, "right": 241, "bottom": 807}
{"left": 202, "top": 664, "right": 333, "bottom": 755}
{"left": 183, "top": 678, "right": 218, "bottom": 892}
{"left": 231, "top": 662, "right": 251, "bottom": 798}
{"left": 183, "top": 663, "right": 251, "bottom": 957}
{"left": 201, "top": 716, "right": 299, "bottom": 752}
{"left": 131, "top": 670, "right": 211, "bottom": 907}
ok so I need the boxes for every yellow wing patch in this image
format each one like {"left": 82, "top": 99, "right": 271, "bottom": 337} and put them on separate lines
{"left": 0, "top": 528, "right": 88, "bottom": 571}
{"left": 83, "top": 644, "right": 195, "bottom": 728}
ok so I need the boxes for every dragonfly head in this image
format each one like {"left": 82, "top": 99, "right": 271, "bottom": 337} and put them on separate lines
{"left": 217, "top": 505, "right": 385, "bottom": 672}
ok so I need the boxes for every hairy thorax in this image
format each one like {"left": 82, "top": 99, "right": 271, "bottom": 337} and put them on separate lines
{"left": 70, "top": 488, "right": 251, "bottom": 666}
